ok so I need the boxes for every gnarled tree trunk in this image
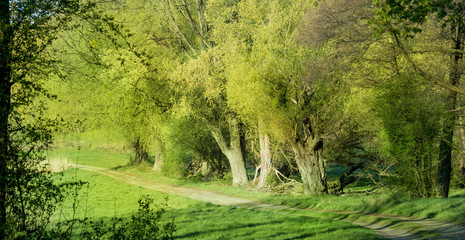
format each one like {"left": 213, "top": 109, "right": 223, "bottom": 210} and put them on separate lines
{"left": 257, "top": 120, "right": 272, "bottom": 188}
{"left": 291, "top": 140, "right": 327, "bottom": 195}
{"left": 152, "top": 141, "right": 164, "bottom": 172}
{"left": 206, "top": 115, "right": 248, "bottom": 186}
{"left": 225, "top": 145, "right": 248, "bottom": 185}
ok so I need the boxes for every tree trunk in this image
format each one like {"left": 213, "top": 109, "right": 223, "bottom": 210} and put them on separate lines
{"left": 152, "top": 141, "right": 164, "bottom": 172}
{"left": 225, "top": 146, "right": 248, "bottom": 185}
{"left": 456, "top": 118, "right": 465, "bottom": 187}
{"left": 0, "top": 1, "right": 11, "bottom": 238}
{"left": 437, "top": 25, "right": 462, "bottom": 198}
{"left": 291, "top": 141, "right": 327, "bottom": 195}
{"left": 257, "top": 121, "right": 272, "bottom": 188}
{"left": 437, "top": 94, "right": 456, "bottom": 198}
{"left": 205, "top": 115, "right": 248, "bottom": 186}
{"left": 460, "top": 159, "right": 465, "bottom": 184}
{"left": 225, "top": 116, "right": 248, "bottom": 185}
{"left": 132, "top": 138, "right": 148, "bottom": 165}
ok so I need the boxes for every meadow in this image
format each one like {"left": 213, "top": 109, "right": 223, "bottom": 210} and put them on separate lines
{"left": 47, "top": 148, "right": 465, "bottom": 239}
{"left": 51, "top": 168, "right": 381, "bottom": 239}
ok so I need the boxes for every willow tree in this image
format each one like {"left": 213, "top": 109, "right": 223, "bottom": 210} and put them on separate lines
{"left": 209, "top": 0, "right": 279, "bottom": 188}
{"left": 47, "top": 0, "right": 178, "bottom": 169}
{"left": 146, "top": 0, "right": 249, "bottom": 185}
{"left": 222, "top": 0, "right": 337, "bottom": 194}
{"left": 171, "top": 47, "right": 248, "bottom": 185}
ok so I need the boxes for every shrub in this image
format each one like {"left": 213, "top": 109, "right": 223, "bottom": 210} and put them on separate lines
{"left": 80, "top": 196, "right": 176, "bottom": 240}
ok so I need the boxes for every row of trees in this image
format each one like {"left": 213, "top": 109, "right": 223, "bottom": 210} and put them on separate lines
{"left": 44, "top": 0, "right": 465, "bottom": 198}
{"left": 3, "top": 3, "right": 465, "bottom": 237}
{"left": 1, "top": 0, "right": 465, "bottom": 237}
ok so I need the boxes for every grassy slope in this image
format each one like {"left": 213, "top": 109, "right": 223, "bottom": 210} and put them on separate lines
{"left": 50, "top": 149, "right": 465, "bottom": 225}
{"left": 52, "top": 168, "right": 381, "bottom": 239}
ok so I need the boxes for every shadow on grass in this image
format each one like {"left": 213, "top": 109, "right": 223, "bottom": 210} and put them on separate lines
{"left": 450, "top": 193, "right": 465, "bottom": 198}
{"left": 66, "top": 203, "right": 381, "bottom": 240}
{"left": 168, "top": 203, "right": 383, "bottom": 240}
{"left": 111, "top": 165, "right": 126, "bottom": 170}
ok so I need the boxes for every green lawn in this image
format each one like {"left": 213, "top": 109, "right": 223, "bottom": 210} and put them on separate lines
{"left": 49, "top": 148, "right": 465, "bottom": 230}
{"left": 51, "top": 168, "right": 381, "bottom": 239}
{"left": 47, "top": 149, "right": 131, "bottom": 169}
{"left": 120, "top": 162, "right": 465, "bottom": 225}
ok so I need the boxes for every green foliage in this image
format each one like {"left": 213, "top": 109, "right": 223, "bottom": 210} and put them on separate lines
{"left": 375, "top": 75, "right": 441, "bottom": 197}
{"left": 0, "top": 0, "right": 122, "bottom": 238}
{"left": 373, "top": 0, "right": 465, "bottom": 36}
{"left": 223, "top": 0, "right": 313, "bottom": 137}
{"left": 38, "top": 0, "right": 465, "bottom": 199}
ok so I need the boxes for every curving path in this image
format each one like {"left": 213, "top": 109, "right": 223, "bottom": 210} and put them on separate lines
{"left": 73, "top": 164, "right": 465, "bottom": 240}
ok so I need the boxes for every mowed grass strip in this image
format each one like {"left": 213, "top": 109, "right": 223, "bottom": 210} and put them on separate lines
{"left": 52, "top": 168, "right": 382, "bottom": 239}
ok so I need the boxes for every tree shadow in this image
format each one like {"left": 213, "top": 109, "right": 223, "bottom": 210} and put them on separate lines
{"left": 167, "top": 204, "right": 381, "bottom": 239}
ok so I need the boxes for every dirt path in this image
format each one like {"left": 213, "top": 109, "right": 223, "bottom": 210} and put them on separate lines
{"left": 74, "top": 164, "right": 465, "bottom": 240}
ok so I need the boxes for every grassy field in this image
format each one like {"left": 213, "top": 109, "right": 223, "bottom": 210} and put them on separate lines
{"left": 48, "top": 148, "right": 465, "bottom": 239}
{"left": 47, "top": 149, "right": 131, "bottom": 169}
{"left": 115, "top": 160, "right": 465, "bottom": 225}
{"left": 51, "top": 168, "right": 381, "bottom": 239}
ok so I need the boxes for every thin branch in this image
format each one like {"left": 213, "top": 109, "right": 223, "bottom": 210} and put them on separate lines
{"left": 392, "top": 33, "right": 465, "bottom": 95}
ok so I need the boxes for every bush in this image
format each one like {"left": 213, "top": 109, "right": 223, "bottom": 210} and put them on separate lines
{"left": 375, "top": 75, "right": 441, "bottom": 197}
{"left": 80, "top": 195, "right": 176, "bottom": 240}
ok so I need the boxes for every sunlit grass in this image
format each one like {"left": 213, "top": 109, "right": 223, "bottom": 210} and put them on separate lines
{"left": 47, "top": 149, "right": 131, "bottom": 169}
{"left": 51, "top": 168, "right": 382, "bottom": 239}
{"left": 124, "top": 162, "right": 465, "bottom": 225}
{"left": 126, "top": 163, "right": 465, "bottom": 224}
{"left": 49, "top": 149, "right": 465, "bottom": 227}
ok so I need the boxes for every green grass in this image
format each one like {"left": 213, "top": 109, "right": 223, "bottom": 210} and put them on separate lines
{"left": 51, "top": 168, "right": 382, "bottom": 239}
{"left": 172, "top": 205, "right": 381, "bottom": 239}
{"left": 47, "top": 149, "right": 131, "bottom": 169}
{"left": 254, "top": 188, "right": 465, "bottom": 224}
{"left": 48, "top": 148, "right": 465, "bottom": 234}
{"left": 122, "top": 162, "right": 465, "bottom": 225}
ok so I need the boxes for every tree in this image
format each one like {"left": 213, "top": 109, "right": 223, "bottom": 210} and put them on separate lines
{"left": 158, "top": 0, "right": 250, "bottom": 186}
{"left": 223, "top": 0, "right": 338, "bottom": 194}
{"left": 0, "top": 0, "right": 91, "bottom": 238}
{"left": 374, "top": 0, "right": 465, "bottom": 197}
{"left": 172, "top": 48, "right": 249, "bottom": 185}
{"left": 214, "top": 0, "right": 279, "bottom": 189}
{"left": 295, "top": 0, "right": 376, "bottom": 194}
{"left": 47, "top": 0, "right": 177, "bottom": 168}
